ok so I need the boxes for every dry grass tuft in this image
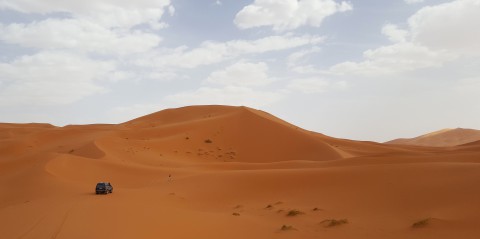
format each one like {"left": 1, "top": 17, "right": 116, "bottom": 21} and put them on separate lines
{"left": 412, "top": 218, "right": 431, "bottom": 228}
{"left": 321, "top": 219, "right": 348, "bottom": 227}
{"left": 280, "top": 225, "right": 295, "bottom": 231}
{"left": 286, "top": 210, "right": 304, "bottom": 217}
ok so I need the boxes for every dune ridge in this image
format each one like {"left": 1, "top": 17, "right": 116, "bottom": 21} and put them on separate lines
{"left": 1, "top": 105, "right": 480, "bottom": 239}
{"left": 386, "top": 128, "right": 480, "bottom": 147}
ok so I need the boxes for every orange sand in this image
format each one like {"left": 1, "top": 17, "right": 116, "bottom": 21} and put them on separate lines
{"left": 1, "top": 105, "right": 480, "bottom": 239}
{"left": 386, "top": 128, "right": 480, "bottom": 147}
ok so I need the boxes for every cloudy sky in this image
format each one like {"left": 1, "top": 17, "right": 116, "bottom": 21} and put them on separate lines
{"left": 1, "top": 0, "right": 479, "bottom": 142}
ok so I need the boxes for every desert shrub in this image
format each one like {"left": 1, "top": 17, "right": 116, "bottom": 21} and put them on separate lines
{"left": 412, "top": 218, "right": 430, "bottom": 228}
{"left": 286, "top": 210, "right": 304, "bottom": 217}
{"left": 232, "top": 212, "right": 240, "bottom": 216}
{"left": 281, "top": 225, "right": 295, "bottom": 231}
{"left": 321, "top": 219, "right": 348, "bottom": 227}
{"left": 204, "top": 139, "right": 212, "bottom": 143}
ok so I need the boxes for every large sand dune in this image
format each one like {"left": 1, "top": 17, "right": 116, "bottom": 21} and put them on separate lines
{"left": 386, "top": 128, "right": 480, "bottom": 147}
{"left": 1, "top": 105, "right": 480, "bottom": 239}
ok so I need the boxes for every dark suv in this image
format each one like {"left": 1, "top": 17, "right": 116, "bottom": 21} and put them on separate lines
{"left": 95, "top": 182, "right": 113, "bottom": 194}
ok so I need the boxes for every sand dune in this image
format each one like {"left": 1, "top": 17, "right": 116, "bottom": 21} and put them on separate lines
{"left": 386, "top": 128, "right": 480, "bottom": 147}
{"left": 1, "top": 105, "right": 480, "bottom": 239}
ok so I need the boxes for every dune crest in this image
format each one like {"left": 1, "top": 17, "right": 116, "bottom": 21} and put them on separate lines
{"left": 386, "top": 128, "right": 480, "bottom": 147}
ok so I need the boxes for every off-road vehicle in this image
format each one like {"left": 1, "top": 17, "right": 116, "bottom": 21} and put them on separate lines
{"left": 95, "top": 182, "right": 113, "bottom": 194}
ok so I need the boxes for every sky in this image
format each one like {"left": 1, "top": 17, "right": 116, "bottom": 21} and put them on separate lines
{"left": 0, "top": 0, "right": 479, "bottom": 142}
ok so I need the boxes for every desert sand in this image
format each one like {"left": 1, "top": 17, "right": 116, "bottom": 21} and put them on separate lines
{"left": 1, "top": 105, "right": 480, "bottom": 239}
{"left": 386, "top": 128, "right": 480, "bottom": 147}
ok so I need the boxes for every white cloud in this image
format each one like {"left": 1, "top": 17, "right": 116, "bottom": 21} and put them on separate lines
{"left": 327, "top": 0, "right": 480, "bottom": 76}
{"left": 168, "top": 5, "right": 175, "bottom": 16}
{"left": 287, "top": 78, "right": 347, "bottom": 94}
{"left": 0, "top": 0, "right": 173, "bottom": 29}
{"left": 454, "top": 77, "right": 480, "bottom": 95}
{"left": 0, "top": 51, "right": 115, "bottom": 105}
{"left": 287, "top": 78, "right": 330, "bottom": 93}
{"left": 0, "top": 19, "right": 161, "bottom": 55}
{"left": 228, "top": 34, "right": 324, "bottom": 53}
{"left": 287, "top": 47, "right": 321, "bottom": 73}
{"left": 329, "top": 42, "right": 455, "bottom": 76}
{"left": 287, "top": 47, "right": 321, "bottom": 66}
{"left": 165, "top": 59, "right": 283, "bottom": 108}
{"left": 382, "top": 24, "right": 408, "bottom": 43}
{"left": 141, "top": 71, "right": 185, "bottom": 82}
{"left": 141, "top": 34, "right": 324, "bottom": 68}
{"left": 405, "top": 0, "right": 424, "bottom": 4}
{"left": 206, "top": 61, "right": 273, "bottom": 87}
{"left": 234, "top": 0, "right": 352, "bottom": 31}
{"left": 408, "top": 0, "right": 480, "bottom": 56}
{"left": 164, "top": 86, "right": 284, "bottom": 108}
{"left": 0, "top": 0, "right": 172, "bottom": 109}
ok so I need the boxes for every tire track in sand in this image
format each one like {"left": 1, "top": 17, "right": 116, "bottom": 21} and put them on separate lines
{"left": 51, "top": 209, "right": 71, "bottom": 239}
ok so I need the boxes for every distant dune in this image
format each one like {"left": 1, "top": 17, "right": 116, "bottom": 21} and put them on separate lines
{"left": 386, "top": 128, "right": 480, "bottom": 147}
{"left": 1, "top": 105, "right": 480, "bottom": 239}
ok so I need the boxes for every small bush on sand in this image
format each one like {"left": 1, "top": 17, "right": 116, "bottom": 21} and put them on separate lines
{"left": 204, "top": 139, "right": 212, "bottom": 143}
{"left": 286, "top": 210, "right": 304, "bottom": 217}
{"left": 265, "top": 204, "right": 273, "bottom": 209}
{"left": 412, "top": 218, "right": 430, "bottom": 228}
{"left": 280, "top": 225, "right": 295, "bottom": 231}
{"left": 321, "top": 219, "right": 348, "bottom": 227}
{"left": 232, "top": 212, "right": 240, "bottom": 216}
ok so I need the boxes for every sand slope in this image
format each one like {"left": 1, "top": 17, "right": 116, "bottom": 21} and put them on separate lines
{"left": 386, "top": 128, "right": 480, "bottom": 147}
{"left": 1, "top": 105, "right": 480, "bottom": 239}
